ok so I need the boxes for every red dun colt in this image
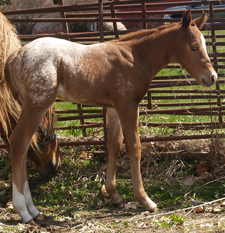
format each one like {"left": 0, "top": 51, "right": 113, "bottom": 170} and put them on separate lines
{"left": 0, "top": 12, "right": 62, "bottom": 176}
{"left": 2, "top": 10, "right": 217, "bottom": 223}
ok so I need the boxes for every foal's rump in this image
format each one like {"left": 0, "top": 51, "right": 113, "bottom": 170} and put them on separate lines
{"left": 4, "top": 38, "right": 62, "bottom": 107}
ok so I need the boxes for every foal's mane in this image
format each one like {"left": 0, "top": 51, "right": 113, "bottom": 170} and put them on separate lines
{"left": 111, "top": 23, "right": 178, "bottom": 43}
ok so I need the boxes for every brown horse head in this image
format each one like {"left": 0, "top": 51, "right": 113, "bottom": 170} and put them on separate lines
{"left": 28, "top": 139, "right": 62, "bottom": 177}
{"left": 0, "top": 105, "right": 62, "bottom": 177}
{"left": 26, "top": 106, "right": 62, "bottom": 177}
{"left": 175, "top": 9, "right": 217, "bottom": 86}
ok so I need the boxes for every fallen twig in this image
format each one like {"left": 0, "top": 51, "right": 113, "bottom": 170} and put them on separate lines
{"left": 183, "top": 176, "right": 225, "bottom": 199}
{"left": 128, "top": 196, "right": 225, "bottom": 222}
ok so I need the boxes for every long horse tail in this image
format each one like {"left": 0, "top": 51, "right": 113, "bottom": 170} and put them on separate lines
{"left": 0, "top": 12, "right": 54, "bottom": 151}
{"left": 3, "top": 57, "right": 39, "bottom": 150}
{"left": 0, "top": 12, "right": 21, "bottom": 138}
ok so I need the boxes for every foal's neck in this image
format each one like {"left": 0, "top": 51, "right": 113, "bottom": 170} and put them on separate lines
{"left": 118, "top": 24, "right": 179, "bottom": 77}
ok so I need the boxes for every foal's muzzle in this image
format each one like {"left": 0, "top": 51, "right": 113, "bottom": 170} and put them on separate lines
{"left": 202, "top": 72, "right": 218, "bottom": 87}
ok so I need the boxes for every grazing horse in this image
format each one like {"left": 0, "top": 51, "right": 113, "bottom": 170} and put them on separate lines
{"left": 2, "top": 10, "right": 217, "bottom": 223}
{"left": 0, "top": 12, "right": 62, "bottom": 176}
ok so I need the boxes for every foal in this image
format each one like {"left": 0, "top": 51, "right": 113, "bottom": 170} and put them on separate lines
{"left": 3, "top": 10, "right": 217, "bottom": 223}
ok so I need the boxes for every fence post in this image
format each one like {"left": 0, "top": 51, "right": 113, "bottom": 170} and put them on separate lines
{"left": 141, "top": 1, "right": 147, "bottom": 29}
{"left": 103, "top": 108, "right": 109, "bottom": 161}
{"left": 147, "top": 89, "right": 152, "bottom": 109}
{"left": 209, "top": 3, "right": 223, "bottom": 125}
{"left": 99, "top": 0, "right": 104, "bottom": 43}
{"left": 110, "top": 0, "right": 119, "bottom": 39}
{"left": 98, "top": 0, "right": 108, "bottom": 159}
{"left": 53, "top": 0, "right": 69, "bottom": 34}
{"left": 77, "top": 104, "right": 87, "bottom": 137}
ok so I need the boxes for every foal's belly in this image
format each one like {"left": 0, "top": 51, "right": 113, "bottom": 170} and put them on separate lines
{"left": 56, "top": 83, "right": 114, "bottom": 107}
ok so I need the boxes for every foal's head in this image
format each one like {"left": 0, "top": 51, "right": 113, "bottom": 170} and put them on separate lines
{"left": 175, "top": 9, "right": 217, "bottom": 87}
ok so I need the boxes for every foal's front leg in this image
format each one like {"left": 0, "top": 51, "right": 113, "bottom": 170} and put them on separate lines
{"left": 118, "top": 104, "right": 157, "bottom": 212}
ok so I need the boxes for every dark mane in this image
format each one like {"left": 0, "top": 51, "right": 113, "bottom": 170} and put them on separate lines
{"left": 111, "top": 23, "right": 178, "bottom": 43}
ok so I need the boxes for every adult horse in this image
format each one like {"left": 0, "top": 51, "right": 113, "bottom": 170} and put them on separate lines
{"left": 2, "top": 10, "right": 217, "bottom": 223}
{"left": 0, "top": 12, "right": 62, "bottom": 176}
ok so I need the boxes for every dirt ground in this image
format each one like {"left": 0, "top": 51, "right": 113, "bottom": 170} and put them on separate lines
{"left": 1, "top": 201, "right": 225, "bottom": 232}
{"left": 1, "top": 138, "right": 225, "bottom": 232}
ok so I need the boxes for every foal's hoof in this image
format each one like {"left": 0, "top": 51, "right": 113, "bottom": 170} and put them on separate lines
{"left": 34, "top": 214, "right": 44, "bottom": 221}
{"left": 112, "top": 200, "right": 124, "bottom": 208}
{"left": 149, "top": 207, "right": 158, "bottom": 213}
{"left": 26, "top": 219, "right": 37, "bottom": 225}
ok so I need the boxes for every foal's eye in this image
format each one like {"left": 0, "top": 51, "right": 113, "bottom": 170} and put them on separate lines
{"left": 191, "top": 47, "right": 198, "bottom": 51}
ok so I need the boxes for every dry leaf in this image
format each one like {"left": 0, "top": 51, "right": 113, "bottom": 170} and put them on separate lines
{"left": 196, "top": 161, "right": 210, "bottom": 175}
{"left": 6, "top": 202, "right": 13, "bottom": 209}
{"left": 0, "top": 189, "right": 6, "bottom": 196}
{"left": 222, "top": 157, "right": 225, "bottom": 165}
{"left": 124, "top": 202, "right": 139, "bottom": 210}
{"left": 178, "top": 175, "right": 196, "bottom": 186}
{"left": 213, "top": 206, "right": 221, "bottom": 213}
{"left": 194, "top": 206, "right": 204, "bottom": 213}
{"left": 80, "top": 151, "right": 88, "bottom": 159}
{"left": 205, "top": 206, "right": 214, "bottom": 213}
{"left": 197, "top": 172, "right": 213, "bottom": 183}
{"left": 8, "top": 173, "right": 12, "bottom": 180}
{"left": 220, "top": 201, "right": 225, "bottom": 207}
{"left": 80, "top": 151, "right": 94, "bottom": 160}
{"left": 66, "top": 189, "right": 73, "bottom": 200}
{"left": 74, "top": 176, "right": 83, "bottom": 184}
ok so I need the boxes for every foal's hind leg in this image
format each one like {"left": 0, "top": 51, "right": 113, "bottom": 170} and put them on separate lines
{"left": 104, "top": 108, "right": 123, "bottom": 205}
{"left": 117, "top": 104, "right": 157, "bottom": 212}
{"left": 10, "top": 105, "right": 50, "bottom": 223}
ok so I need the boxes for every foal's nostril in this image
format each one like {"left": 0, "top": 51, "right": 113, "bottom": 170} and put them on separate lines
{"left": 211, "top": 75, "right": 216, "bottom": 84}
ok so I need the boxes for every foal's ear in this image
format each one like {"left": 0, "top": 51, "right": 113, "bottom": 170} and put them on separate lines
{"left": 193, "top": 11, "right": 207, "bottom": 29}
{"left": 181, "top": 9, "right": 192, "bottom": 30}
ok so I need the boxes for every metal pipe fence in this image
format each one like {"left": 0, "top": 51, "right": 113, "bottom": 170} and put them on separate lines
{"left": 0, "top": 0, "right": 225, "bottom": 158}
